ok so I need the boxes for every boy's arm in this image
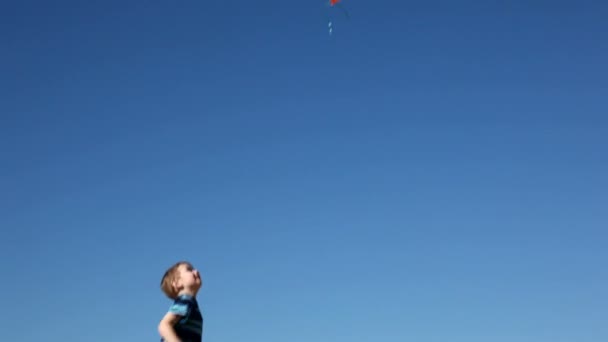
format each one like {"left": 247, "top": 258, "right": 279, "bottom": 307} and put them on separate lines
{"left": 158, "top": 300, "right": 191, "bottom": 342}
{"left": 158, "top": 312, "right": 182, "bottom": 342}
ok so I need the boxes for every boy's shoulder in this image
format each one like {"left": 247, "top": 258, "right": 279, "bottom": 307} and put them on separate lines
{"left": 168, "top": 294, "right": 198, "bottom": 316}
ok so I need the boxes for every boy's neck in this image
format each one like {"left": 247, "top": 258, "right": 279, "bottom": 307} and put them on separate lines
{"left": 178, "top": 289, "right": 197, "bottom": 298}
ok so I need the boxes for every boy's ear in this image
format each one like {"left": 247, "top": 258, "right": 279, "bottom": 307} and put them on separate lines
{"left": 172, "top": 279, "right": 182, "bottom": 292}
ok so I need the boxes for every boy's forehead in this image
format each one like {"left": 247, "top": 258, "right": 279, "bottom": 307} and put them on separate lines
{"left": 177, "top": 262, "right": 193, "bottom": 271}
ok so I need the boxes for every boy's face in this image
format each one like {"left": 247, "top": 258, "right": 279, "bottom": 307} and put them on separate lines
{"left": 175, "top": 263, "right": 202, "bottom": 292}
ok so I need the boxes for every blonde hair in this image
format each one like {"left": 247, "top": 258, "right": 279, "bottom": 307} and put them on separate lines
{"left": 160, "top": 261, "right": 191, "bottom": 299}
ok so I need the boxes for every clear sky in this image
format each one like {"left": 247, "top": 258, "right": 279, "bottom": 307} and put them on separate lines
{"left": 1, "top": 1, "right": 607, "bottom": 341}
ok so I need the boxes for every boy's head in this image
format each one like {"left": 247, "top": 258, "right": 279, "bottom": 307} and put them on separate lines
{"left": 160, "top": 261, "right": 202, "bottom": 299}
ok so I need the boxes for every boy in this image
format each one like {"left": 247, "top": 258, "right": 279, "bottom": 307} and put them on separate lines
{"left": 158, "top": 261, "right": 204, "bottom": 342}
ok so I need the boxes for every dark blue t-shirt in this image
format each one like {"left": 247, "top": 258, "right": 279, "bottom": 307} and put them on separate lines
{"left": 161, "top": 294, "right": 203, "bottom": 342}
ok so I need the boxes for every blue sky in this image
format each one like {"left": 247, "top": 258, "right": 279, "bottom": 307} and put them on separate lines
{"left": 1, "top": 1, "right": 607, "bottom": 341}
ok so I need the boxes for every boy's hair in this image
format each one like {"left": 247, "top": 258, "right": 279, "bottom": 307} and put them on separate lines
{"left": 160, "top": 261, "right": 191, "bottom": 299}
